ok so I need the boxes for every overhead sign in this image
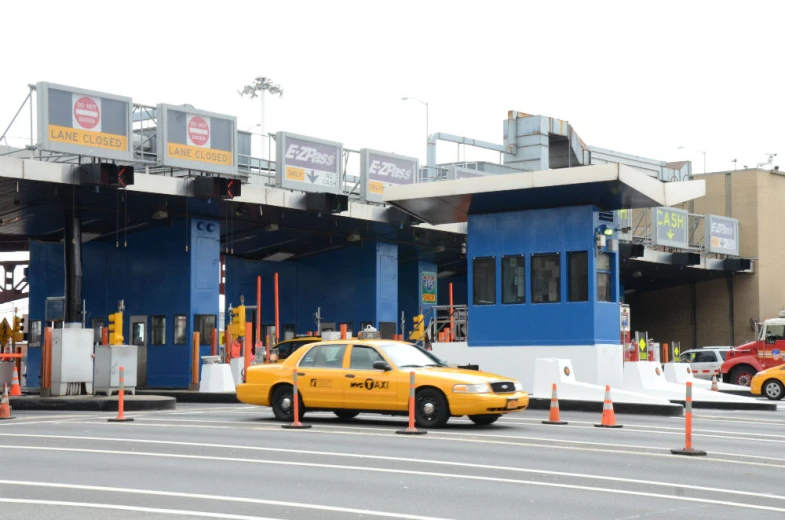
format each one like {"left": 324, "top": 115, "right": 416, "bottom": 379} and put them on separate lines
{"left": 276, "top": 132, "right": 343, "bottom": 195}
{"left": 36, "top": 82, "right": 133, "bottom": 161}
{"left": 360, "top": 149, "right": 417, "bottom": 203}
{"left": 156, "top": 104, "right": 237, "bottom": 176}
{"left": 652, "top": 207, "right": 688, "bottom": 248}
{"left": 421, "top": 271, "right": 437, "bottom": 304}
{"left": 707, "top": 215, "right": 740, "bottom": 256}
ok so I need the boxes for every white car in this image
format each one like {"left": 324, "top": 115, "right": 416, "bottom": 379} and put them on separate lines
{"left": 678, "top": 347, "right": 731, "bottom": 380}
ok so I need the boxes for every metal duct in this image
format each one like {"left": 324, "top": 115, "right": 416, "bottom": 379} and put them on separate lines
{"left": 64, "top": 211, "right": 83, "bottom": 324}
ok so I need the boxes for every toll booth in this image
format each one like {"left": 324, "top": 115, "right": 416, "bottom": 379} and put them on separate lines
{"left": 384, "top": 163, "right": 705, "bottom": 390}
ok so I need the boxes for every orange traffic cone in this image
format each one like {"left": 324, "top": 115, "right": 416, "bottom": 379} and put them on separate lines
{"left": 711, "top": 376, "right": 718, "bottom": 392}
{"left": 0, "top": 383, "right": 14, "bottom": 420}
{"left": 595, "top": 385, "right": 622, "bottom": 428}
{"left": 9, "top": 366, "right": 21, "bottom": 396}
{"left": 542, "top": 383, "right": 568, "bottom": 425}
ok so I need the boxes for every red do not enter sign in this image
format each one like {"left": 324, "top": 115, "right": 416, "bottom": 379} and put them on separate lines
{"left": 188, "top": 116, "right": 210, "bottom": 147}
{"left": 73, "top": 96, "right": 100, "bottom": 130}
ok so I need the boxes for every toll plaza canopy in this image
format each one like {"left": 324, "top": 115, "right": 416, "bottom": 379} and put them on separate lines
{"left": 383, "top": 163, "right": 705, "bottom": 225}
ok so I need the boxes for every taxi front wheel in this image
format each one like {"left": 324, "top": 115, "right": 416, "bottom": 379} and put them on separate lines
{"left": 763, "top": 379, "right": 784, "bottom": 401}
{"left": 271, "top": 385, "right": 306, "bottom": 422}
{"left": 415, "top": 388, "right": 450, "bottom": 428}
{"left": 469, "top": 414, "right": 500, "bottom": 426}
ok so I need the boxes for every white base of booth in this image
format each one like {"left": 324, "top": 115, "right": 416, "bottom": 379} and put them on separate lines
{"left": 430, "top": 342, "right": 759, "bottom": 406}
{"left": 199, "top": 364, "right": 236, "bottom": 393}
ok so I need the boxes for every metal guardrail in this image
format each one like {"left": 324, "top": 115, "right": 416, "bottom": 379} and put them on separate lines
{"left": 410, "top": 304, "right": 468, "bottom": 348}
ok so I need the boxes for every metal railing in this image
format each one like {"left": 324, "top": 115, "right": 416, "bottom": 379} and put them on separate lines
{"left": 410, "top": 304, "right": 468, "bottom": 348}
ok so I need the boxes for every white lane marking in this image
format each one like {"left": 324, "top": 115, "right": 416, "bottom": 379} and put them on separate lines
{"left": 0, "top": 453, "right": 783, "bottom": 514}
{"left": 0, "top": 481, "right": 453, "bottom": 520}
{"left": 0, "top": 498, "right": 284, "bottom": 520}
{"left": 26, "top": 420, "right": 782, "bottom": 467}
{"left": 0, "top": 415, "right": 101, "bottom": 426}
{"left": 0, "top": 435, "right": 782, "bottom": 502}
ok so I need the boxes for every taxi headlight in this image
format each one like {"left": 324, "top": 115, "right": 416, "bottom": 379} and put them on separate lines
{"left": 453, "top": 383, "right": 491, "bottom": 394}
{"left": 513, "top": 382, "right": 524, "bottom": 392}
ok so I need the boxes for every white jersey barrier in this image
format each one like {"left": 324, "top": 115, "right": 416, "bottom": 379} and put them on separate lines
{"left": 199, "top": 356, "right": 236, "bottom": 393}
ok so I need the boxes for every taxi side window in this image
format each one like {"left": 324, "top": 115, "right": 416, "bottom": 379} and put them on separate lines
{"left": 300, "top": 345, "right": 347, "bottom": 368}
{"left": 350, "top": 346, "right": 385, "bottom": 370}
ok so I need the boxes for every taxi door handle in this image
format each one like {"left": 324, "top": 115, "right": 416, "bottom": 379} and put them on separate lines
{"left": 345, "top": 374, "right": 355, "bottom": 379}
{"left": 297, "top": 372, "right": 306, "bottom": 377}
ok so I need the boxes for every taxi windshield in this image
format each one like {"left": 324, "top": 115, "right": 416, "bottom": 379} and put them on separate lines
{"left": 376, "top": 343, "right": 447, "bottom": 369}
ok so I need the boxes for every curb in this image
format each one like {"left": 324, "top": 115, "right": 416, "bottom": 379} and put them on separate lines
{"left": 136, "top": 390, "right": 239, "bottom": 404}
{"left": 528, "top": 397, "right": 682, "bottom": 416}
{"left": 9, "top": 395, "right": 176, "bottom": 412}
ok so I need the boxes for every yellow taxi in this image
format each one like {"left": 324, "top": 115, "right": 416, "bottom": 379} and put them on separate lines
{"left": 267, "top": 336, "right": 320, "bottom": 363}
{"left": 750, "top": 364, "right": 785, "bottom": 400}
{"left": 237, "top": 329, "right": 529, "bottom": 428}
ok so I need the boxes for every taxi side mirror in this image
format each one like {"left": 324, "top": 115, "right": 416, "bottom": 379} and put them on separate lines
{"left": 373, "top": 360, "right": 391, "bottom": 371}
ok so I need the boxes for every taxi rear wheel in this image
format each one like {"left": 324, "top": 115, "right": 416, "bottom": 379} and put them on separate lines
{"left": 763, "top": 379, "right": 784, "bottom": 400}
{"left": 271, "top": 385, "right": 305, "bottom": 422}
{"left": 468, "top": 414, "right": 500, "bottom": 426}
{"left": 415, "top": 388, "right": 450, "bottom": 428}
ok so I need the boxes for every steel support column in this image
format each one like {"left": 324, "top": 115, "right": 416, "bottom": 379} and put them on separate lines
{"left": 64, "top": 211, "right": 82, "bottom": 324}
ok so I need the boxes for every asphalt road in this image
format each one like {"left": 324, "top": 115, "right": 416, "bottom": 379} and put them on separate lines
{"left": 1, "top": 403, "right": 784, "bottom": 519}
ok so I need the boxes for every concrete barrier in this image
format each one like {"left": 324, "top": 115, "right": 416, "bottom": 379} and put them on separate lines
{"left": 199, "top": 364, "right": 236, "bottom": 393}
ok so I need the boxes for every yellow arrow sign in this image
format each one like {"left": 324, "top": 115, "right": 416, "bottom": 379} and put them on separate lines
{"left": 674, "top": 346, "right": 680, "bottom": 356}
{"left": 639, "top": 338, "right": 647, "bottom": 351}
{"left": 667, "top": 229, "right": 674, "bottom": 240}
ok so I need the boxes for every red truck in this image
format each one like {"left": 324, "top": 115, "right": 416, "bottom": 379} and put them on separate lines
{"left": 721, "top": 313, "right": 785, "bottom": 386}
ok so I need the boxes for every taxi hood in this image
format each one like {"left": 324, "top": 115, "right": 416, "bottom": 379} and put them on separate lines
{"left": 417, "top": 366, "right": 517, "bottom": 384}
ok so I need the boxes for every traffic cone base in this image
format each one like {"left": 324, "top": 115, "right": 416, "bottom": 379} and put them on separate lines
{"left": 108, "top": 417, "right": 134, "bottom": 422}
{"left": 10, "top": 366, "right": 22, "bottom": 396}
{"left": 670, "top": 448, "right": 707, "bottom": 456}
{"left": 711, "top": 376, "right": 719, "bottom": 392}
{"left": 396, "top": 426, "right": 427, "bottom": 435}
{"left": 282, "top": 422, "right": 312, "bottom": 429}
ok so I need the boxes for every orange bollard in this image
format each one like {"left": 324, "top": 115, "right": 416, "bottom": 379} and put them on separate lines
{"left": 542, "top": 383, "right": 567, "bottom": 425}
{"left": 340, "top": 324, "right": 347, "bottom": 340}
{"left": 42, "top": 327, "right": 53, "bottom": 393}
{"left": 190, "top": 332, "right": 200, "bottom": 389}
{"left": 0, "top": 383, "right": 14, "bottom": 420}
{"left": 225, "top": 331, "right": 232, "bottom": 364}
{"left": 244, "top": 322, "right": 252, "bottom": 378}
{"left": 595, "top": 385, "right": 622, "bottom": 428}
{"left": 274, "top": 272, "right": 280, "bottom": 342}
{"left": 396, "top": 371, "right": 427, "bottom": 435}
{"left": 101, "top": 326, "right": 109, "bottom": 346}
{"left": 108, "top": 366, "right": 133, "bottom": 422}
{"left": 257, "top": 275, "right": 266, "bottom": 362}
{"left": 211, "top": 328, "right": 218, "bottom": 357}
{"left": 282, "top": 368, "right": 311, "bottom": 429}
{"left": 9, "top": 366, "right": 21, "bottom": 396}
{"left": 671, "top": 381, "right": 706, "bottom": 456}
{"left": 449, "top": 282, "right": 454, "bottom": 341}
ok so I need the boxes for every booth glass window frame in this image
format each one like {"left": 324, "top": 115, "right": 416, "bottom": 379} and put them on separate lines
{"left": 531, "top": 253, "right": 561, "bottom": 303}
{"left": 568, "top": 251, "right": 589, "bottom": 302}
{"left": 501, "top": 255, "right": 526, "bottom": 305}
{"left": 596, "top": 252, "right": 613, "bottom": 302}
{"left": 473, "top": 257, "right": 497, "bottom": 305}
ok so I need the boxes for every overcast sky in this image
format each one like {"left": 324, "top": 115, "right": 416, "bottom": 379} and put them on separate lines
{"left": 1, "top": 0, "right": 782, "bottom": 173}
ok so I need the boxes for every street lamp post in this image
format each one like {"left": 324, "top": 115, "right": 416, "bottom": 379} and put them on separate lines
{"left": 239, "top": 77, "right": 283, "bottom": 162}
{"left": 678, "top": 146, "right": 706, "bottom": 174}
{"left": 401, "top": 96, "right": 429, "bottom": 146}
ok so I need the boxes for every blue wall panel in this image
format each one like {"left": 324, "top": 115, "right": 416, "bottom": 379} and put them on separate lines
{"left": 467, "top": 206, "right": 620, "bottom": 347}
{"left": 376, "top": 243, "right": 399, "bottom": 328}
{"left": 438, "top": 275, "right": 467, "bottom": 307}
{"left": 27, "top": 220, "right": 215, "bottom": 389}
{"left": 398, "top": 261, "right": 418, "bottom": 337}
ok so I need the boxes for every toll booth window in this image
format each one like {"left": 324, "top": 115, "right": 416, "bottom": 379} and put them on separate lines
{"left": 173, "top": 315, "right": 187, "bottom": 345}
{"left": 299, "top": 344, "right": 347, "bottom": 368}
{"left": 473, "top": 257, "right": 496, "bottom": 305}
{"left": 568, "top": 252, "right": 589, "bottom": 302}
{"left": 502, "top": 255, "right": 525, "bottom": 304}
{"left": 597, "top": 253, "right": 613, "bottom": 302}
{"left": 531, "top": 254, "right": 561, "bottom": 303}
{"left": 151, "top": 316, "right": 166, "bottom": 346}
{"left": 194, "top": 314, "right": 216, "bottom": 346}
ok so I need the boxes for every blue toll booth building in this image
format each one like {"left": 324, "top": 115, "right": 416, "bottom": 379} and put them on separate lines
{"left": 385, "top": 163, "right": 705, "bottom": 392}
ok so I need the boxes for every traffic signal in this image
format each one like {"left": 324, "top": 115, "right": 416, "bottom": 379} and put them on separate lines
{"left": 305, "top": 193, "right": 348, "bottom": 214}
{"left": 409, "top": 314, "right": 425, "bottom": 342}
{"left": 77, "top": 163, "right": 135, "bottom": 187}
{"left": 12, "top": 315, "right": 23, "bottom": 343}
{"left": 218, "top": 178, "right": 241, "bottom": 200}
{"left": 108, "top": 312, "right": 124, "bottom": 345}
{"left": 229, "top": 305, "right": 246, "bottom": 337}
